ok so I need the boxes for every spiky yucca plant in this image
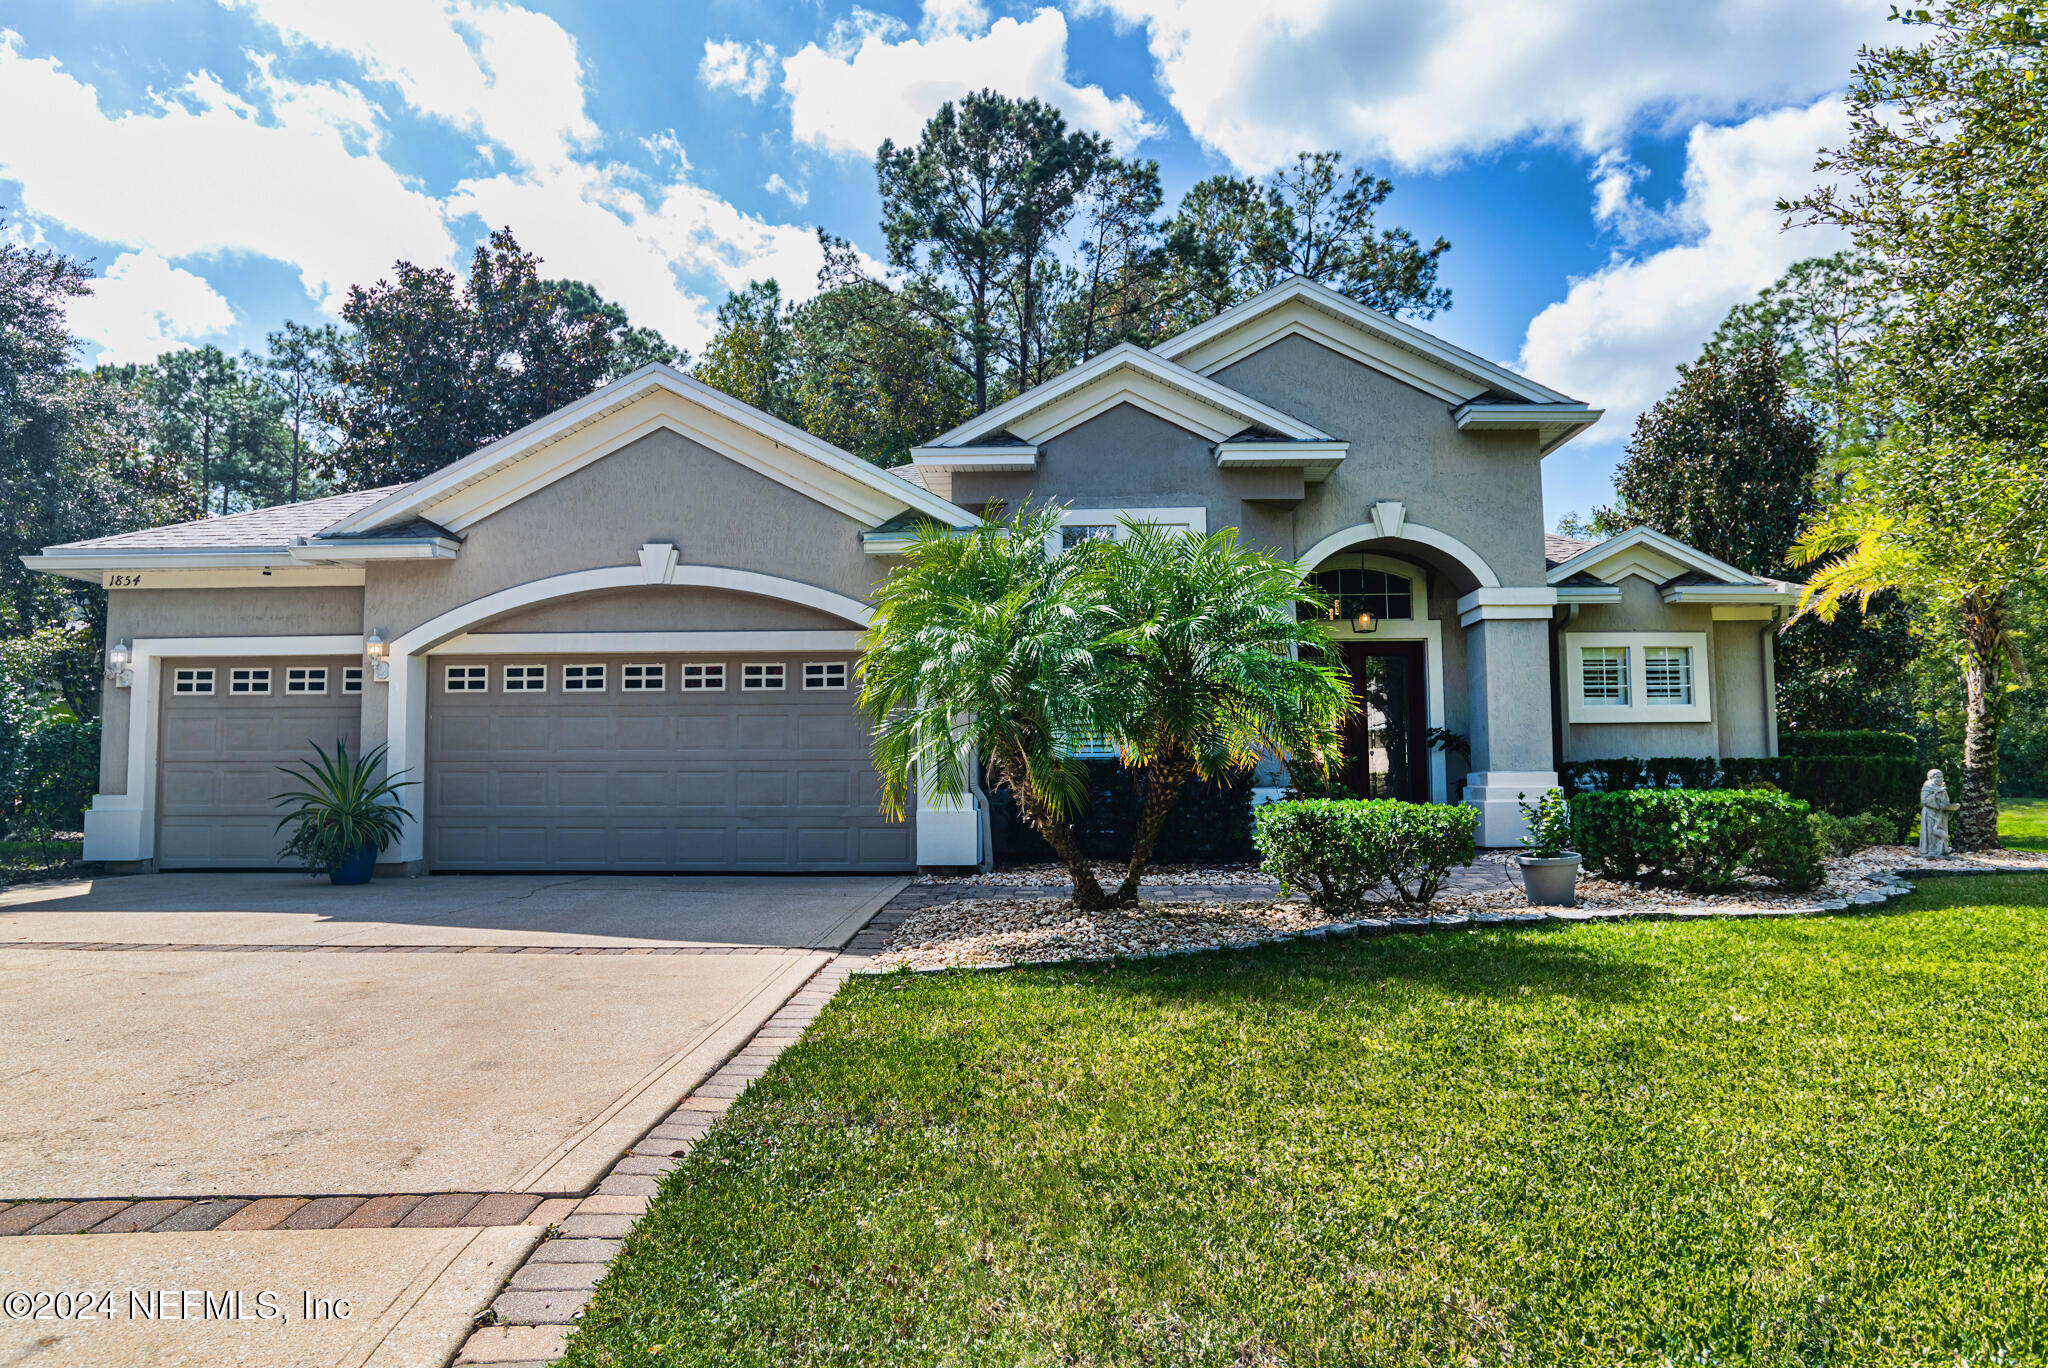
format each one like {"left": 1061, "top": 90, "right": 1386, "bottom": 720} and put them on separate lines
{"left": 273, "top": 740, "right": 417, "bottom": 873}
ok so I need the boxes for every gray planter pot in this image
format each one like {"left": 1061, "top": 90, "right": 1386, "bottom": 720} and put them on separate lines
{"left": 1518, "top": 853, "right": 1582, "bottom": 907}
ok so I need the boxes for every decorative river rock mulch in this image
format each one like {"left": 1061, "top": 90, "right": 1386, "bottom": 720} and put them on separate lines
{"left": 874, "top": 845, "right": 2047, "bottom": 972}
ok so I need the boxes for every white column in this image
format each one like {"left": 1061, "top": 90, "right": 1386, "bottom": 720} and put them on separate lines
{"left": 1457, "top": 592, "right": 1559, "bottom": 846}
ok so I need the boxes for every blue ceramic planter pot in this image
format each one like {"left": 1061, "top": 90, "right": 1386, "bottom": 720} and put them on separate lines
{"left": 329, "top": 840, "right": 378, "bottom": 885}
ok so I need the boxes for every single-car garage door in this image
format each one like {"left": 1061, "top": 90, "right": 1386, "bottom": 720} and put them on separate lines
{"left": 157, "top": 657, "right": 363, "bottom": 869}
{"left": 425, "top": 653, "right": 911, "bottom": 872}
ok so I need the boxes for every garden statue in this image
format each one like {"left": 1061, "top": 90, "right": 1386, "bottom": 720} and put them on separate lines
{"left": 1919, "top": 768, "right": 1961, "bottom": 858}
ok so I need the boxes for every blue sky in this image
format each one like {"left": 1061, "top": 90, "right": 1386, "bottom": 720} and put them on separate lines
{"left": 0, "top": 0, "right": 1893, "bottom": 525}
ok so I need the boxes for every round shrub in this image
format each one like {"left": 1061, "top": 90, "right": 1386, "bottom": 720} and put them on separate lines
{"left": 1253, "top": 798, "right": 1478, "bottom": 913}
{"left": 1569, "top": 788, "right": 1824, "bottom": 893}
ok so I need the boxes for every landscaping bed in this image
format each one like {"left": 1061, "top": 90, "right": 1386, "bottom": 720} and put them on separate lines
{"left": 878, "top": 845, "right": 2048, "bottom": 970}
{"left": 563, "top": 874, "right": 2048, "bottom": 1365}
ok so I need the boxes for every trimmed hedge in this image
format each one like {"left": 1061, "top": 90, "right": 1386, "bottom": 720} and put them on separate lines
{"left": 1778, "top": 730, "right": 1917, "bottom": 759}
{"left": 1571, "top": 789, "right": 1825, "bottom": 893}
{"left": 1561, "top": 753, "right": 1917, "bottom": 837}
{"left": 1253, "top": 798, "right": 1477, "bottom": 911}
{"left": 987, "top": 758, "right": 1254, "bottom": 865}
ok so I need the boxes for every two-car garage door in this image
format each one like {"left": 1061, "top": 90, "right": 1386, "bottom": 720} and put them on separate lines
{"left": 152, "top": 652, "right": 911, "bottom": 873}
{"left": 425, "top": 653, "right": 911, "bottom": 873}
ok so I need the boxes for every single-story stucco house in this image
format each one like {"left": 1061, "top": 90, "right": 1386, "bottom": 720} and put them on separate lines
{"left": 27, "top": 276, "right": 1799, "bottom": 874}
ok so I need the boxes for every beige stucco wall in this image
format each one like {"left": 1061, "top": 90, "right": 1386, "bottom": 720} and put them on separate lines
{"left": 361, "top": 428, "right": 882, "bottom": 643}
{"left": 1216, "top": 335, "right": 1550, "bottom": 588}
{"left": 469, "top": 586, "right": 852, "bottom": 634}
{"left": 947, "top": 402, "right": 1296, "bottom": 555}
{"left": 1712, "top": 618, "right": 1775, "bottom": 757}
{"left": 98, "top": 586, "right": 368, "bottom": 793}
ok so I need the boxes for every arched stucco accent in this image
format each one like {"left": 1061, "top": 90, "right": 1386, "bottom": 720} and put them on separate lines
{"left": 389, "top": 561, "right": 870, "bottom": 658}
{"left": 1296, "top": 521, "right": 1501, "bottom": 589}
{"left": 381, "top": 558, "right": 875, "bottom": 865}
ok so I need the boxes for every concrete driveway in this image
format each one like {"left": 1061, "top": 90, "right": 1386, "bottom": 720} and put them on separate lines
{"left": 0, "top": 872, "right": 903, "bottom": 1368}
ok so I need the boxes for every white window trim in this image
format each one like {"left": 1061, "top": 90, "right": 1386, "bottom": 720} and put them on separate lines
{"left": 621, "top": 663, "right": 665, "bottom": 691}
{"left": 1044, "top": 506, "right": 1208, "bottom": 556}
{"left": 1564, "top": 631, "right": 1712, "bottom": 724}
{"left": 742, "top": 662, "right": 786, "bottom": 691}
{"left": 563, "top": 663, "right": 607, "bottom": 692}
{"left": 285, "top": 666, "right": 328, "bottom": 695}
{"left": 343, "top": 667, "right": 364, "bottom": 693}
{"left": 504, "top": 663, "right": 547, "bottom": 692}
{"left": 680, "top": 662, "right": 727, "bottom": 691}
{"left": 229, "top": 667, "right": 271, "bottom": 696}
{"left": 172, "top": 668, "right": 215, "bottom": 696}
{"left": 802, "top": 661, "right": 849, "bottom": 690}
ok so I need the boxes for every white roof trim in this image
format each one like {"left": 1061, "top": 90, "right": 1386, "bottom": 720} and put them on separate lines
{"left": 918, "top": 343, "right": 1331, "bottom": 450}
{"left": 1544, "top": 526, "right": 1764, "bottom": 588}
{"left": 908, "top": 447, "right": 1039, "bottom": 474}
{"left": 1156, "top": 276, "right": 1577, "bottom": 407}
{"left": 1453, "top": 401, "right": 1604, "bottom": 455}
{"left": 1661, "top": 583, "right": 1802, "bottom": 605}
{"left": 325, "top": 364, "right": 974, "bottom": 537}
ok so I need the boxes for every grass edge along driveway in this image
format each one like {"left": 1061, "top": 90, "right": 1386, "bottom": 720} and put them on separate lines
{"left": 566, "top": 875, "right": 2048, "bottom": 1367}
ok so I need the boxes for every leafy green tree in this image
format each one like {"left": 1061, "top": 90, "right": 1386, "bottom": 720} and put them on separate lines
{"left": 858, "top": 90, "right": 1110, "bottom": 413}
{"left": 1608, "top": 343, "right": 1917, "bottom": 731}
{"left": 1054, "top": 157, "right": 1166, "bottom": 365}
{"left": 248, "top": 321, "right": 337, "bottom": 503}
{"left": 1706, "top": 251, "right": 1888, "bottom": 463}
{"left": 691, "top": 281, "right": 799, "bottom": 422}
{"left": 1080, "top": 521, "right": 1352, "bottom": 901}
{"left": 860, "top": 503, "right": 1112, "bottom": 898}
{"left": 0, "top": 236, "right": 189, "bottom": 637}
{"left": 320, "top": 229, "right": 638, "bottom": 487}
{"left": 138, "top": 346, "right": 295, "bottom": 515}
{"left": 1155, "top": 152, "right": 1451, "bottom": 329}
{"left": 543, "top": 279, "right": 685, "bottom": 379}
{"left": 1784, "top": 0, "right": 2048, "bottom": 849}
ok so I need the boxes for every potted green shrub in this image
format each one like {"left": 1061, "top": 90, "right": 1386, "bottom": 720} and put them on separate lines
{"left": 273, "top": 741, "right": 416, "bottom": 885}
{"left": 1516, "top": 788, "right": 1581, "bottom": 907}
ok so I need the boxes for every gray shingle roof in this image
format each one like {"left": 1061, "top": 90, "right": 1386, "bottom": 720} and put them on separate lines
{"left": 1543, "top": 533, "right": 1597, "bottom": 568}
{"left": 46, "top": 486, "right": 409, "bottom": 552}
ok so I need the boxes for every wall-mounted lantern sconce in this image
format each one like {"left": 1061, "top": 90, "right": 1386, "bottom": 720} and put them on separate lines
{"left": 106, "top": 640, "right": 133, "bottom": 689}
{"left": 365, "top": 630, "right": 391, "bottom": 682}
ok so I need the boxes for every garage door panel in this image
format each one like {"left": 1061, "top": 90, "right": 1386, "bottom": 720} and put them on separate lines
{"left": 156, "top": 657, "right": 360, "bottom": 870}
{"left": 426, "top": 653, "right": 908, "bottom": 872}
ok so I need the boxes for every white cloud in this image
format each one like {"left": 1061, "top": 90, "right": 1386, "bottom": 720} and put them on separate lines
{"left": 221, "top": 0, "right": 598, "bottom": 171}
{"left": 1079, "top": 0, "right": 1890, "bottom": 172}
{"left": 764, "top": 173, "right": 808, "bottom": 207}
{"left": 783, "top": 7, "right": 1160, "bottom": 157}
{"left": 699, "top": 38, "right": 777, "bottom": 100}
{"left": 66, "top": 251, "right": 237, "bottom": 364}
{"left": 921, "top": 0, "right": 991, "bottom": 38}
{"left": 1518, "top": 98, "right": 1850, "bottom": 459}
{"left": 0, "top": 30, "right": 457, "bottom": 311}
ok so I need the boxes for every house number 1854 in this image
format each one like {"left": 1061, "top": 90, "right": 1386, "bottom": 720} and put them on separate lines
{"left": 105, "top": 573, "right": 144, "bottom": 587}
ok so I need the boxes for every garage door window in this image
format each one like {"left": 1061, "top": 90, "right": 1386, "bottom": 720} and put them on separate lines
{"left": 622, "top": 663, "right": 665, "bottom": 690}
{"left": 446, "top": 665, "right": 488, "bottom": 692}
{"left": 742, "top": 662, "right": 785, "bottom": 691}
{"left": 804, "top": 661, "right": 848, "bottom": 690}
{"left": 681, "top": 663, "right": 725, "bottom": 690}
{"left": 230, "top": 667, "right": 270, "bottom": 695}
{"left": 564, "top": 664, "right": 606, "bottom": 691}
{"left": 505, "top": 664, "right": 546, "bottom": 692}
{"left": 173, "top": 668, "right": 214, "bottom": 695}
{"left": 343, "top": 667, "right": 363, "bottom": 693}
{"left": 286, "top": 666, "right": 327, "bottom": 694}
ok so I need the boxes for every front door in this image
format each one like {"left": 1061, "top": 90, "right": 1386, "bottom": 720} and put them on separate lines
{"left": 1338, "top": 641, "right": 1428, "bottom": 801}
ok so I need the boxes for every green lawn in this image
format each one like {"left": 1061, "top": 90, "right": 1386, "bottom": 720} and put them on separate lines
{"left": 566, "top": 877, "right": 2048, "bottom": 1367}
{"left": 2002, "top": 798, "right": 2048, "bottom": 850}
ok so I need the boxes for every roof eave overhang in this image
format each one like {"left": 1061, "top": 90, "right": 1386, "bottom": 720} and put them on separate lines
{"left": 289, "top": 537, "right": 461, "bottom": 564}
{"left": 1660, "top": 584, "right": 1802, "bottom": 605}
{"left": 1214, "top": 440, "right": 1349, "bottom": 482}
{"left": 24, "top": 548, "right": 295, "bottom": 581}
{"left": 908, "top": 445, "right": 1041, "bottom": 474}
{"left": 1453, "top": 403, "right": 1604, "bottom": 456}
{"left": 1553, "top": 583, "right": 1625, "bottom": 604}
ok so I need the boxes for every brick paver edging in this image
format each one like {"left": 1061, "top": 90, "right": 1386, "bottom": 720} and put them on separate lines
{"left": 449, "top": 861, "right": 2036, "bottom": 1365}
{"left": 0, "top": 1191, "right": 569, "bottom": 1238}
{"left": 449, "top": 902, "right": 912, "bottom": 1367}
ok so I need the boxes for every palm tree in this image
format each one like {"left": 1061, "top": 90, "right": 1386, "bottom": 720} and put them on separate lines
{"left": 860, "top": 502, "right": 1116, "bottom": 903}
{"left": 1082, "top": 520, "right": 1353, "bottom": 903}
